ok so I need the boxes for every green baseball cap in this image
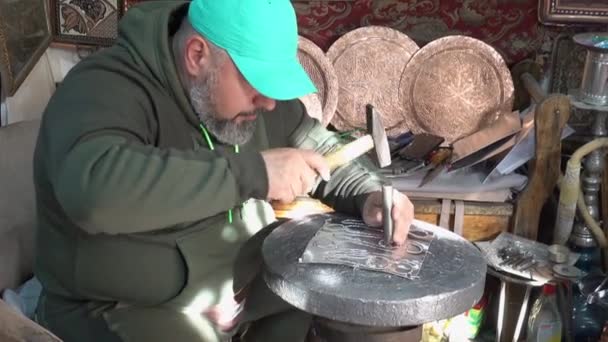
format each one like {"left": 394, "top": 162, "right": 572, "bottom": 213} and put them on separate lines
{"left": 187, "top": 0, "right": 317, "bottom": 100}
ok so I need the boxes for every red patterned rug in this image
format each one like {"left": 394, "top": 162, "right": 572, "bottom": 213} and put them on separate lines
{"left": 294, "top": 0, "right": 541, "bottom": 65}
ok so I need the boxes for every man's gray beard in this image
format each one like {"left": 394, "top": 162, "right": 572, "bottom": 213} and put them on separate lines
{"left": 189, "top": 69, "right": 258, "bottom": 146}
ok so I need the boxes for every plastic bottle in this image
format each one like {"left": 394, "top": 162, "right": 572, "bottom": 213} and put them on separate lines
{"left": 526, "top": 284, "right": 562, "bottom": 342}
{"left": 571, "top": 275, "right": 608, "bottom": 341}
{"left": 570, "top": 242, "right": 606, "bottom": 341}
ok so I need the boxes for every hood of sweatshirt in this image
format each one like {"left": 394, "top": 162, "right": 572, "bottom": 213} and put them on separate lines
{"left": 115, "top": 1, "right": 199, "bottom": 126}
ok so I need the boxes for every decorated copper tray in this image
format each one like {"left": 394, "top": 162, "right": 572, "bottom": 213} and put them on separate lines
{"left": 298, "top": 93, "right": 324, "bottom": 123}
{"left": 297, "top": 36, "right": 339, "bottom": 126}
{"left": 399, "top": 36, "right": 514, "bottom": 144}
{"left": 326, "top": 26, "right": 419, "bottom": 136}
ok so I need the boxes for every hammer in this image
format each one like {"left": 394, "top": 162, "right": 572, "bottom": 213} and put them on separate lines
{"left": 323, "top": 104, "right": 394, "bottom": 244}
{"left": 323, "top": 104, "right": 392, "bottom": 171}
{"left": 279, "top": 105, "right": 392, "bottom": 227}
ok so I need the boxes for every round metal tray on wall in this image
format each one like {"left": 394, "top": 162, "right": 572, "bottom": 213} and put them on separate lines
{"left": 399, "top": 35, "right": 514, "bottom": 144}
{"left": 297, "top": 36, "right": 339, "bottom": 127}
{"left": 326, "top": 26, "right": 420, "bottom": 136}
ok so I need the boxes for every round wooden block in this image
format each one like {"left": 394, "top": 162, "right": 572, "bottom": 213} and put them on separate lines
{"left": 399, "top": 35, "right": 514, "bottom": 144}
{"left": 263, "top": 213, "right": 486, "bottom": 326}
{"left": 326, "top": 26, "right": 419, "bottom": 136}
{"left": 297, "top": 36, "right": 339, "bottom": 126}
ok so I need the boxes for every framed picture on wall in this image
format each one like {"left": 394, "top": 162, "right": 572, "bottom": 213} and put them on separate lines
{"left": 539, "top": 0, "right": 608, "bottom": 25}
{"left": 0, "top": 0, "right": 51, "bottom": 98}
{"left": 50, "top": 0, "right": 125, "bottom": 46}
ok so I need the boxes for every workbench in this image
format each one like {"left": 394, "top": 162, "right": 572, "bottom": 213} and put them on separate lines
{"left": 261, "top": 213, "right": 487, "bottom": 342}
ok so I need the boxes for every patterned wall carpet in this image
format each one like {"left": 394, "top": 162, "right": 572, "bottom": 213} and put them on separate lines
{"left": 293, "top": 0, "right": 542, "bottom": 65}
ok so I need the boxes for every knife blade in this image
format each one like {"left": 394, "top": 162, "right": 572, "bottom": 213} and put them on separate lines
{"left": 418, "top": 148, "right": 452, "bottom": 188}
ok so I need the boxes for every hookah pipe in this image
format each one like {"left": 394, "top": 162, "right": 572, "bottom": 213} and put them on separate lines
{"left": 554, "top": 32, "right": 608, "bottom": 251}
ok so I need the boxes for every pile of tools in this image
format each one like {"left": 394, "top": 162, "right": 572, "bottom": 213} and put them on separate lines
{"left": 497, "top": 245, "right": 537, "bottom": 272}
{"left": 383, "top": 131, "right": 452, "bottom": 188}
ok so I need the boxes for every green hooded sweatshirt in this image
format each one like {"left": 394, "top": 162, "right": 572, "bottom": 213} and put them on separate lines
{"left": 33, "top": 1, "right": 383, "bottom": 311}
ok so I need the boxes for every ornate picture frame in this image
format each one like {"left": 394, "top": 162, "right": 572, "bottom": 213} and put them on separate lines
{"left": 0, "top": 0, "right": 51, "bottom": 98}
{"left": 50, "top": 0, "right": 125, "bottom": 47}
{"left": 539, "top": 0, "right": 608, "bottom": 25}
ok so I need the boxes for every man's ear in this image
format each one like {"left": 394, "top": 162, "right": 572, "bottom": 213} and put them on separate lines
{"left": 183, "top": 36, "right": 212, "bottom": 77}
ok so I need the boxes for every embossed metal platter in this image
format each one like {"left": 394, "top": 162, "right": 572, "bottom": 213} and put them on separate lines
{"left": 297, "top": 36, "right": 339, "bottom": 126}
{"left": 399, "top": 35, "right": 514, "bottom": 144}
{"left": 262, "top": 213, "right": 487, "bottom": 326}
{"left": 300, "top": 215, "right": 434, "bottom": 279}
{"left": 299, "top": 93, "right": 324, "bottom": 123}
{"left": 326, "top": 26, "right": 419, "bottom": 136}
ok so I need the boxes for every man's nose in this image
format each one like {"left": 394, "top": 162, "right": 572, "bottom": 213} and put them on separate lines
{"left": 254, "top": 95, "right": 276, "bottom": 111}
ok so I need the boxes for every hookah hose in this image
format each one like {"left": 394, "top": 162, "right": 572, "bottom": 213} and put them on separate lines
{"left": 554, "top": 138, "right": 608, "bottom": 247}
{"left": 556, "top": 174, "right": 607, "bottom": 248}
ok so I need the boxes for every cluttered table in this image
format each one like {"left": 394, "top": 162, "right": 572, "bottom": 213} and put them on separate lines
{"left": 291, "top": 26, "right": 563, "bottom": 244}
{"left": 280, "top": 25, "right": 606, "bottom": 342}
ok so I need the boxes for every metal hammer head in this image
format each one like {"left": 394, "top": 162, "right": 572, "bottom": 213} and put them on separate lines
{"left": 366, "top": 104, "right": 391, "bottom": 168}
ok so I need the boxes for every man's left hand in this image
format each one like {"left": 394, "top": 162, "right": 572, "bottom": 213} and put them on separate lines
{"left": 360, "top": 190, "right": 414, "bottom": 245}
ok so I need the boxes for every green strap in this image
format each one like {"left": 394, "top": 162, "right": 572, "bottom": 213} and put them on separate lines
{"left": 199, "top": 123, "right": 215, "bottom": 150}
{"left": 199, "top": 123, "right": 238, "bottom": 223}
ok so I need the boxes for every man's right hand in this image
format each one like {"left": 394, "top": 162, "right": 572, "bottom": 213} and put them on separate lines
{"left": 261, "top": 148, "right": 330, "bottom": 203}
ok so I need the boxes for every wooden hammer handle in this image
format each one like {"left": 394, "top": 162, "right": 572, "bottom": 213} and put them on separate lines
{"left": 324, "top": 134, "right": 374, "bottom": 171}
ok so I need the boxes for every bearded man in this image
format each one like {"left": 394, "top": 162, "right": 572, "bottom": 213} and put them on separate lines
{"left": 33, "top": 0, "right": 414, "bottom": 341}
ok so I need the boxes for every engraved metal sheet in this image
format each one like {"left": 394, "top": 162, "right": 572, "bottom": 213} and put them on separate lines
{"left": 262, "top": 213, "right": 486, "bottom": 326}
{"left": 327, "top": 26, "right": 419, "bottom": 136}
{"left": 399, "top": 35, "right": 514, "bottom": 144}
{"left": 297, "top": 36, "right": 339, "bottom": 127}
{"left": 300, "top": 216, "right": 434, "bottom": 279}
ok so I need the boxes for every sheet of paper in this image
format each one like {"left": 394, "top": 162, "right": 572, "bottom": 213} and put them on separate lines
{"left": 387, "top": 167, "right": 527, "bottom": 193}
{"left": 493, "top": 109, "right": 575, "bottom": 176}
{"left": 451, "top": 110, "right": 522, "bottom": 169}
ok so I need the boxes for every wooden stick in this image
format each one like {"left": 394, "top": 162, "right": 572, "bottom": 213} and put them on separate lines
{"left": 512, "top": 94, "right": 570, "bottom": 240}
{"left": 521, "top": 72, "right": 547, "bottom": 104}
